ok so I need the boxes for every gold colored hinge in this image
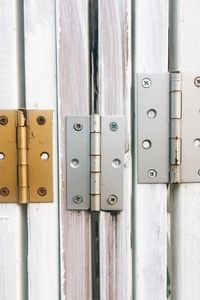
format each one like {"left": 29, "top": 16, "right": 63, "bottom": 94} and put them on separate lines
{"left": 0, "top": 109, "right": 53, "bottom": 204}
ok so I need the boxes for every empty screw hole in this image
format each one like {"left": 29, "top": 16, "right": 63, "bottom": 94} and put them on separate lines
{"left": 194, "top": 139, "right": 200, "bottom": 149}
{"left": 40, "top": 152, "right": 49, "bottom": 160}
{"left": 112, "top": 159, "right": 121, "bottom": 168}
{"left": 0, "top": 152, "right": 5, "bottom": 160}
{"left": 147, "top": 109, "right": 157, "bottom": 119}
{"left": 142, "top": 140, "right": 152, "bottom": 150}
{"left": 70, "top": 159, "right": 80, "bottom": 168}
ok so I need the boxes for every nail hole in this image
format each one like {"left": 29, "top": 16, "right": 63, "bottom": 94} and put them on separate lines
{"left": 71, "top": 159, "right": 80, "bottom": 168}
{"left": 194, "top": 139, "right": 200, "bottom": 149}
{"left": 40, "top": 152, "right": 49, "bottom": 160}
{"left": 0, "top": 152, "right": 5, "bottom": 160}
{"left": 147, "top": 109, "right": 157, "bottom": 119}
{"left": 142, "top": 140, "right": 152, "bottom": 150}
{"left": 112, "top": 159, "right": 121, "bottom": 168}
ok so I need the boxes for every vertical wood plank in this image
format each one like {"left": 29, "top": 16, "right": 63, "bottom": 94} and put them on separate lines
{"left": 24, "top": 1, "right": 59, "bottom": 299}
{"left": 134, "top": 1, "right": 168, "bottom": 299}
{"left": 170, "top": 1, "right": 200, "bottom": 299}
{"left": 57, "top": 0, "right": 92, "bottom": 299}
{"left": 99, "top": 1, "right": 132, "bottom": 299}
{"left": 0, "top": 1, "right": 25, "bottom": 299}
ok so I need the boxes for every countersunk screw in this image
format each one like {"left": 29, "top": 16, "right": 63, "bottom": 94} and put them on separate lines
{"left": 0, "top": 116, "right": 8, "bottom": 125}
{"left": 37, "top": 116, "right": 46, "bottom": 125}
{"left": 142, "top": 78, "right": 151, "bottom": 88}
{"left": 37, "top": 187, "right": 47, "bottom": 196}
{"left": 73, "top": 195, "right": 83, "bottom": 204}
{"left": 194, "top": 77, "right": 200, "bottom": 88}
{"left": 0, "top": 187, "right": 9, "bottom": 197}
{"left": 73, "top": 122, "right": 83, "bottom": 131}
{"left": 148, "top": 169, "right": 157, "bottom": 178}
{"left": 109, "top": 122, "right": 118, "bottom": 132}
{"left": 108, "top": 194, "right": 118, "bottom": 205}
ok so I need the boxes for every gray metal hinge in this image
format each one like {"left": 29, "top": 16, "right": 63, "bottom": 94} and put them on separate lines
{"left": 137, "top": 72, "right": 200, "bottom": 184}
{"left": 66, "top": 115, "right": 125, "bottom": 211}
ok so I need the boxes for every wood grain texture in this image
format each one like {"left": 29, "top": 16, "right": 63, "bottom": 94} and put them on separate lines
{"left": 169, "top": 1, "right": 200, "bottom": 299}
{"left": 99, "top": 1, "right": 132, "bottom": 299}
{"left": 134, "top": 0, "right": 168, "bottom": 299}
{"left": 57, "top": 0, "right": 92, "bottom": 299}
{"left": 0, "top": 1, "right": 25, "bottom": 299}
{"left": 24, "top": 1, "right": 59, "bottom": 299}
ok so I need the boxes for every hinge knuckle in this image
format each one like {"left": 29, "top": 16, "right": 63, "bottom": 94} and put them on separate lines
{"left": 17, "top": 110, "right": 28, "bottom": 204}
{"left": 170, "top": 72, "right": 182, "bottom": 183}
{"left": 90, "top": 114, "right": 101, "bottom": 211}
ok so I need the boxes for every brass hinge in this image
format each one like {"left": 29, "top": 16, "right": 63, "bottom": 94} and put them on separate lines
{"left": 0, "top": 109, "right": 53, "bottom": 204}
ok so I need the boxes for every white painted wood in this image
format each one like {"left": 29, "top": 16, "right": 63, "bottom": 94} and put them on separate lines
{"left": 0, "top": 1, "right": 25, "bottom": 299}
{"left": 56, "top": 0, "right": 92, "bottom": 299}
{"left": 134, "top": 1, "right": 168, "bottom": 299}
{"left": 169, "top": 1, "right": 200, "bottom": 299}
{"left": 99, "top": 1, "right": 132, "bottom": 299}
{"left": 24, "top": 1, "right": 59, "bottom": 299}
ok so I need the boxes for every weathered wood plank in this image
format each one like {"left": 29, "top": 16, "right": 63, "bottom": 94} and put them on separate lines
{"left": 0, "top": 1, "right": 26, "bottom": 299}
{"left": 170, "top": 1, "right": 200, "bottom": 299}
{"left": 57, "top": 0, "right": 92, "bottom": 299}
{"left": 134, "top": 0, "right": 168, "bottom": 299}
{"left": 99, "top": 1, "right": 132, "bottom": 299}
{"left": 24, "top": 1, "right": 59, "bottom": 299}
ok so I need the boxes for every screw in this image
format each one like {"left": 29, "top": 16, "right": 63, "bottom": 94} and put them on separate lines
{"left": 73, "top": 122, "right": 83, "bottom": 131}
{"left": 142, "top": 78, "right": 151, "bottom": 88}
{"left": 194, "top": 77, "right": 200, "bottom": 88}
{"left": 36, "top": 116, "right": 46, "bottom": 125}
{"left": 37, "top": 187, "right": 47, "bottom": 196}
{"left": 0, "top": 116, "right": 8, "bottom": 125}
{"left": 73, "top": 195, "right": 83, "bottom": 204}
{"left": 148, "top": 169, "right": 157, "bottom": 178}
{"left": 108, "top": 194, "right": 118, "bottom": 205}
{"left": 0, "top": 187, "right": 9, "bottom": 197}
{"left": 109, "top": 122, "right": 118, "bottom": 132}
{"left": 198, "top": 170, "right": 200, "bottom": 176}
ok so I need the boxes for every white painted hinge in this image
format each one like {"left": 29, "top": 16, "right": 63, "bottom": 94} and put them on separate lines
{"left": 137, "top": 72, "right": 200, "bottom": 183}
{"left": 66, "top": 115, "right": 125, "bottom": 211}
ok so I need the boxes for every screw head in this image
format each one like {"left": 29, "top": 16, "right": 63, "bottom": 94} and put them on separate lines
{"left": 148, "top": 169, "right": 157, "bottom": 178}
{"left": 108, "top": 194, "right": 118, "bottom": 205}
{"left": 73, "top": 195, "right": 83, "bottom": 204}
{"left": 73, "top": 122, "right": 83, "bottom": 131}
{"left": 0, "top": 116, "right": 8, "bottom": 125}
{"left": 0, "top": 187, "right": 9, "bottom": 197}
{"left": 194, "top": 77, "right": 200, "bottom": 88}
{"left": 36, "top": 116, "right": 46, "bottom": 125}
{"left": 198, "top": 169, "right": 200, "bottom": 176}
{"left": 37, "top": 187, "right": 47, "bottom": 196}
{"left": 142, "top": 78, "right": 151, "bottom": 88}
{"left": 109, "top": 122, "right": 118, "bottom": 132}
